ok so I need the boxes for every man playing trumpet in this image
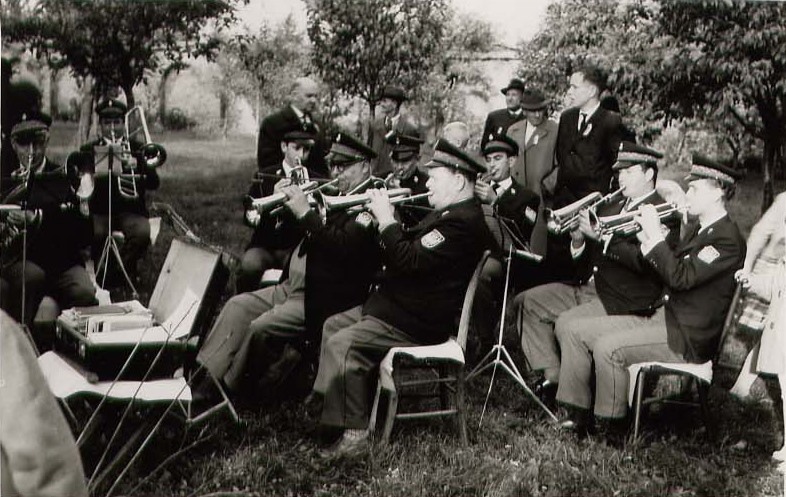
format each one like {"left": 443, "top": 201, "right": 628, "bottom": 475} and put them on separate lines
{"left": 314, "top": 138, "right": 495, "bottom": 455}
{"left": 238, "top": 122, "right": 327, "bottom": 293}
{"left": 384, "top": 130, "right": 430, "bottom": 227}
{"left": 555, "top": 154, "right": 745, "bottom": 440}
{"left": 515, "top": 142, "right": 678, "bottom": 412}
{"left": 192, "top": 131, "right": 381, "bottom": 410}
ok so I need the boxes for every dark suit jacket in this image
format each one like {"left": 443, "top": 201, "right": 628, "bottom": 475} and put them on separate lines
{"left": 645, "top": 215, "right": 745, "bottom": 362}
{"left": 256, "top": 105, "right": 328, "bottom": 176}
{"left": 484, "top": 181, "right": 540, "bottom": 253}
{"left": 577, "top": 190, "right": 678, "bottom": 316}
{"left": 244, "top": 163, "right": 325, "bottom": 251}
{"left": 364, "top": 197, "right": 495, "bottom": 344}
{"left": 481, "top": 108, "right": 525, "bottom": 150}
{"left": 554, "top": 106, "right": 623, "bottom": 208}
{"left": 368, "top": 113, "right": 419, "bottom": 177}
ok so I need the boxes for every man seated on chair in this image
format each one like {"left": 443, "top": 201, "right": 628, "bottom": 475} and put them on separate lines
{"left": 75, "top": 97, "right": 160, "bottom": 283}
{"left": 383, "top": 130, "right": 430, "bottom": 227}
{"left": 237, "top": 122, "right": 327, "bottom": 293}
{"left": 314, "top": 138, "right": 495, "bottom": 456}
{"left": 192, "top": 131, "right": 381, "bottom": 409}
{"left": 556, "top": 154, "right": 745, "bottom": 440}
{"left": 514, "top": 142, "right": 677, "bottom": 408}
{"left": 0, "top": 112, "right": 96, "bottom": 335}
{"left": 473, "top": 133, "right": 540, "bottom": 353}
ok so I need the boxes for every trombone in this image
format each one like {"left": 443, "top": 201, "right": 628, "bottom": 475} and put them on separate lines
{"left": 117, "top": 106, "right": 167, "bottom": 200}
{"left": 546, "top": 188, "right": 623, "bottom": 235}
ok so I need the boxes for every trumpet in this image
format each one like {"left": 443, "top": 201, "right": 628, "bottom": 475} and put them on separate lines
{"left": 546, "top": 188, "right": 623, "bottom": 235}
{"left": 316, "top": 187, "right": 413, "bottom": 214}
{"left": 244, "top": 180, "right": 320, "bottom": 213}
{"left": 594, "top": 201, "right": 681, "bottom": 238}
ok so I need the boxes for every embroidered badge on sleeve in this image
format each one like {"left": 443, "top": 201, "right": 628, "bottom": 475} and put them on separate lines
{"left": 697, "top": 245, "right": 720, "bottom": 264}
{"left": 421, "top": 229, "right": 445, "bottom": 249}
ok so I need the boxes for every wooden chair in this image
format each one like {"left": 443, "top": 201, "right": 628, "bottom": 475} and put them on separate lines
{"left": 629, "top": 284, "right": 744, "bottom": 440}
{"left": 368, "top": 250, "right": 491, "bottom": 445}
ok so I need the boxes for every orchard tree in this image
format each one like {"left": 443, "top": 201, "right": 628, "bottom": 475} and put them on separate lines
{"left": 2, "top": 0, "right": 245, "bottom": 139}
{"left": 306, "top": 0, "right": 449, "bottom": 123}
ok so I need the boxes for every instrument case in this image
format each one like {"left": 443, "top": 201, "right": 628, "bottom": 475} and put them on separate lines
{"left": 55, "top": 238, "right": 229, "bottom": 380}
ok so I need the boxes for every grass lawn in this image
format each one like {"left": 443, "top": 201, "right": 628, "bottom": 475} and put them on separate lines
{"left": 46, "top": 123, "right": 786, "bottom": 497}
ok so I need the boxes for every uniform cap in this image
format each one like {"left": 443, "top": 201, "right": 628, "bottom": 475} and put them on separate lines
{"left": 482, "top": 133, "right": 519, "bottom": 157}
{"left": 612, "top": 141, "right": 663, "bottom": 170}
{"left": 686, "top": 153, "right": 742, "bottom": 185}
{"left": 282, "top": 121, "right": 317, "bottom": 143}
{"left": 96, "top": 98, "right": 127, "bottom": 118}
{"left": 426, "top": 138, "right": 486, "bottom": 176}
{"left": 386, "top": 130, "right": 424, "bottom": 161}
{"left": 328, "top": 130, "right": 377, "bottom": 165}
{"left": 10, "top": 110, "right": 52, "bottom": 138}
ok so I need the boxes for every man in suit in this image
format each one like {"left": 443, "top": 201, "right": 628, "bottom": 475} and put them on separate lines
{"left": 481, "top": 78, "right": 526, "bottom": 150}
{"left": 384, "top": 131, "right": 430, "bottom": 227}
{"left": 556, "top": 154, "right": 745, "bottom": 437}
{"left": 553, "top": 65, "right": 624, "bottom": 208}
{"left": 256, "top": 77, "right": 328, "bottom": 177}
{"left": 515, "top": 143, "right": 676, "bottom": 408}
{"left": 368, "top": 85, "right": 418, "bottom": 178}
{"left": 506, "top": 89, "right": 558, "bottom": 256}
{"left": 238, "top": 122, "right": 325, "bottom": 293}
{"left": 316, "top": 139, "right": 494, "bottom": 455}
{"left": 193, "top": 132, "right": 381, "bottom": 407}
{"left": 0, "top": 112, "right": 96, "bottom": 333}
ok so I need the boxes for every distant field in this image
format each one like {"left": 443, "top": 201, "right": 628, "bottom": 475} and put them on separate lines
{"left": 45, "top": 121, "right": 785, "bottom": 497}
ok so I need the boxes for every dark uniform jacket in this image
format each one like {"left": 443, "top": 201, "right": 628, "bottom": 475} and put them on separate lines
{"left": 645, "top": 214, "right": 745, "bottom": 362}
{"left": 485, "top": 179, "right": 540, "bottom": 251}
{"left": 75, "top": 139, "right": 159, "bottom": 216}
{"left": 8, "top": 160, "right": 92, "bottom": 274}
{"left": 281, "top": 195, "right": 381, "bottom": 346}
{"left": 395, "top": 167, "right": 430, "bottom": 227}
{"left": 245, "top": 163, "right": 325, "bottom": 252}
{"left": 481, "top": 109, "right": 525, "bottom": 150}
{"left": 363, "top": 197, "right": 495, "bottom": 344}
{"left": 256, "top": 106, "right": 328, "bottom": 177}
{"left": 553, "top": 106, "right": 623, "bottom": 208}
{"left": 577, "top": 189, "right": 677, "bottom": 316}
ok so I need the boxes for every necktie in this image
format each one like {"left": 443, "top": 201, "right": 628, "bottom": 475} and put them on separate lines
{"left": 302, "top": 113, "right": 312, "bottom": 125}
{"left": 578, "top": 112, "right": 588, "bottom": 132}
{"left": 384, "top": 116, "right": 392, "bottom": 131}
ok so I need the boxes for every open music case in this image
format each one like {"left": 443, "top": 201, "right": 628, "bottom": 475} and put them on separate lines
{"left": 55, "top": 238, "right": 229, "bottom": 380}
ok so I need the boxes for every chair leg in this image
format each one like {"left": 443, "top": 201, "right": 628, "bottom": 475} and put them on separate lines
{"left": 368, "top": 382, "right": 382, "bottom": 435}
{"left": 439, "top": 365, "right": 451, "bottom": 410}
{"left": 633, "top": 370, "right": 646, "bottom": 441}
{"left": 381, "top": 389, "right": 398, "bottom": 443}
{"left": 697, "top": 381, "right": 713, "bottom": 439}
{"left": 456, "top": 369, "right": 468, "bottom": 446}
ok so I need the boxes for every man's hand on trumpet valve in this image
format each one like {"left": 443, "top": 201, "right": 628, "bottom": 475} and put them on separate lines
{"left": 634, "top": 204, "right": 667, "bottom": 244}
{"left": 281, "top": 185, "right": 311, "bottom": 219}
{"left": 273, "top": 177, "right": 293, "bottom": 194}
{"left": 577, "top": 209, "right": 599, "bottom": 241}
{"left": 5, "top": 208, "right": 38, "bottom": 227}
{"left": 473, "top": 179, "right": 497, "bottom": 205}
{"left": 366, "top": 188, "right": 396, "bottom": 228}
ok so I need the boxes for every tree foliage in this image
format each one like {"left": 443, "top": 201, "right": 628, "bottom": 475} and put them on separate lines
{"left": 306, "top": 0, "right": 449, "bottom": 118}
{"left": 516, "top": 0, "right": 786, "bottom": 211}
{"left": 1, "top": 0, "right": 245, "bottom": 107}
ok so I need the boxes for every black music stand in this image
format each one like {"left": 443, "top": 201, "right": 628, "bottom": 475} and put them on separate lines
{"left": 93, "top": 140, "right": 139, "bottom": 299}
{"left": 467, "top": 221, "right": 559, "bottom": 425}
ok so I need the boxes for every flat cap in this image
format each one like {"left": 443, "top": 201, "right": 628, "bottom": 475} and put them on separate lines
{"left": 426, "top": 138, "right": 486, "bottom": 176}
{"left": 386, "top": 130, "right": 424, "bottom": 161}
{"left": 482, "top": 133, "right": 519, "bottom": 157}
{"left": 686, "top": 153, "right": 742, "bottom": 185}
{"left": 96, "top": 98, "right": 127, "bottom": 118}
{"left": 612, "top": 141, "right": 663, "bottom": 170}
{"left": 328, "top": 130, "right": 377, "bottom": 165}
{"left": 10, "top": 110, "right": 52, "bottom": 138}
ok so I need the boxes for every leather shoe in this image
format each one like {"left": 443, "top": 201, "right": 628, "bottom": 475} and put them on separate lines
{"left": 532, "top": 378, "right": 558, "bottom": 407}
{"left": 558, "top": 408, "right": 592, "bottom": 439}
{"left": 323, "top": 429, "right": 369, "bottom": 458}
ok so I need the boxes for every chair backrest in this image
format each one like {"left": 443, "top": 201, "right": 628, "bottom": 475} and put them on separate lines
{"left": 455, "top": 250, "right": 491, "bottom": 351}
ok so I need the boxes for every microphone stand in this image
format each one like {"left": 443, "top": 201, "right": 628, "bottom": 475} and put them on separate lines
{"left": 17, "top": 151, "right": 41, "bottom": 355}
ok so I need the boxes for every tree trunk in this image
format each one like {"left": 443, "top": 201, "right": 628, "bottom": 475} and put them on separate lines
{"left": 45, "top": 68, "right": 61, "bottom": 119}
{"left": 122, "top": 82, "right": 136, "bottom": 110}
{"left": 761, "top": 139, "right": 775, "bottom": 213}
{"left": 365, "top": 100, "right": 376, "bottom": 145}
{"left": 77, "top": 77, "right": 95, "bottom": 146}
{"left": 158, "top": 66, "right": 176, "bottom": 127}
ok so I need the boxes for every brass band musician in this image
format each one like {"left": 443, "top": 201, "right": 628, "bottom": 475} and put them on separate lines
{"left": 0, "top": 112, "right": 97, "bottom": 333}
{"left": 384, "top": 130, "right": 430, "bottom": 227}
